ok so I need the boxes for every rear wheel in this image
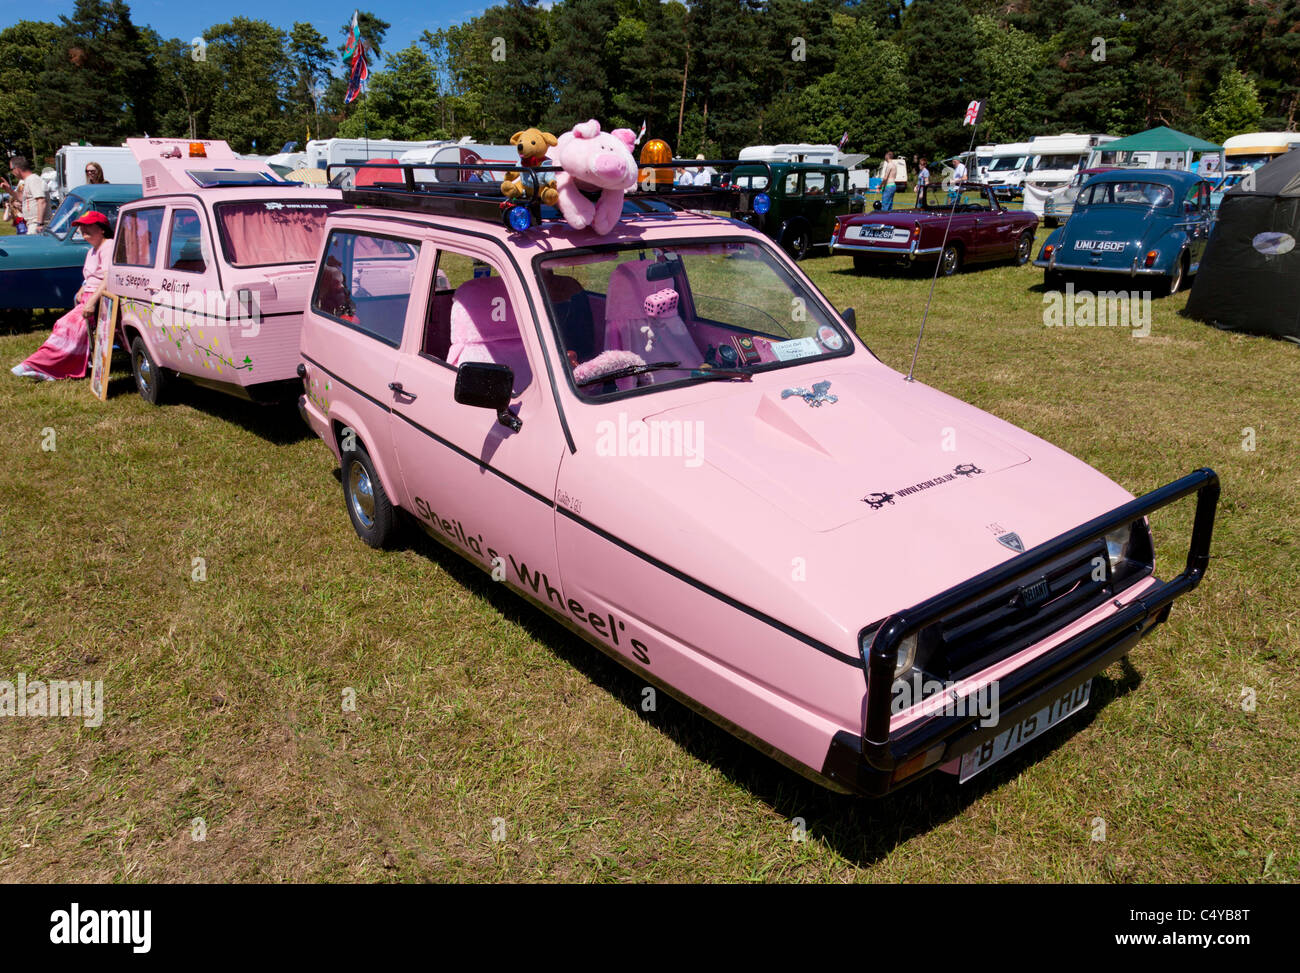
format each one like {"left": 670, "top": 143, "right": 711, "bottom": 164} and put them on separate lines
{"left": 1162, "top": 254, "right": 1187, "bottom": 296}
{"left": 1014, "top": 230, "right": 1034, "bottom": 265}
{"left": 341, "top": 440, "right": 396, "bottom": 549}
{"left": 130, "top": 335, "right": 166, "bottom": 405}
{"left": 938, "top": 243, "right": 961, "bottom": 276}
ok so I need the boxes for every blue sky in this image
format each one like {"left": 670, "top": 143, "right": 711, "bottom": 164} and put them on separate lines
{"left": 10, "top": 1, "right": 490, "bottom": 69}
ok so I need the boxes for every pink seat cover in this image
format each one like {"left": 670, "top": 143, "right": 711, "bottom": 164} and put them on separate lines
{"left": 603, "top": 262, "right": 703, "bottom": 368}
{"left": 446, "top": 276, "right": 532, "bottom": 393}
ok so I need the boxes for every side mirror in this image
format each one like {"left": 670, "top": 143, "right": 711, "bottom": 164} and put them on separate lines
{"left": 841, "top": 307, "right": 858, "bottom": 334}
{"left": 454, "top": 361, "right": 522, "bottom": 432}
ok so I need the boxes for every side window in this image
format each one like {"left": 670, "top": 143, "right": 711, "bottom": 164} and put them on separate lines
{"left": 828, "top": 172, "right": 842, "bottom": 194}
{"left": 311, "top": 229, "right": 419, "bottom": 347}
{"left": 421, "top": 251, "right": 532, "bottom": 393}
{"left": 783, "top": 171, "right": 800, "bottom": 196}
{"left": 166, "top": 208, "right": 206, "bottom": 273}
{"left": 114, "top": 207, "right": 166, "bottom": 267}
{"left": 804, "top": 171, "right": 825, "bottom": 195}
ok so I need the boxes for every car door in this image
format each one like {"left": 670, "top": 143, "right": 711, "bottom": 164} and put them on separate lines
{"left": 1187, "top": 181, "right": 1213, "bottom": 271}
{"left": 111, "top": 204, "right": 168, "bottom": 352}
{"left": 386, "top": 241, "right": 565, "bottom": 603}
{"left": 975, "top": 186, "right": 1018, "bottom": 258}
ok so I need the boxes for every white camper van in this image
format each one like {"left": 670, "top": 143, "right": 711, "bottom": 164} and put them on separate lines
{"left": 740, "top": 143, "right": 871, "bottom": 188}
{"left": 305, "top": 138, "right": 440, "bottom": 173}
{"left": 982, "top": 142, "right": 1034, "bottom": 199}
{"left": 53, "top": 144, "right": 141, "bottom": 205}
{"left": 1021, "top": 133, "right": 1117, "bottom": 216}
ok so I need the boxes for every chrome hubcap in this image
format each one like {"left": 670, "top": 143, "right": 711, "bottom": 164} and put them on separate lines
{"left": 135, "top": 352, "right": 152, "bottom": 392}
{"left": 348, "top": 461, "right": 375, "bottom": 528}
{"left": 943, "top": 249, "right": 957, "bottom": 273}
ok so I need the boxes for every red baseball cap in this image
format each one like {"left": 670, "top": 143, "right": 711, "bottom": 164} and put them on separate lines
{"left": 71, "top": 210, "right": 110, "bottom": 228}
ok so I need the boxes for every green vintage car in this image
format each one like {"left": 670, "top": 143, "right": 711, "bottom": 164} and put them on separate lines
{"left": 729, "top": 162, "right": 854, "bottom": 259}
{"left": 0, "top": 183, "right": 141, "bottom": 310}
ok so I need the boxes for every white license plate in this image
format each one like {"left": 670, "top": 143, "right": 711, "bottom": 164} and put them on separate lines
{"left": 858, "top": 226, "right": 893, "bottom": 240}
{"left": 959, "top": 679, "right": 1092, "bottom": 783}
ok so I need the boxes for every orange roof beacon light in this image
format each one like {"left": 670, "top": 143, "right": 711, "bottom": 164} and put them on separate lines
{"left": 188, "top": 142, "right": 207, "bottom": 158}
{"left": 639, "top": 139, "right": 674, "bottom": 191}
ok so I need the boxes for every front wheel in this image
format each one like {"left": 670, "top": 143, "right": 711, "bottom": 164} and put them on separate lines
{"left": 342, "top": 443, "right": 397, "bottom": 549}
{"left": 938, "top": 243, "right": 961, "bottom": 276}
{"left": 783, "top": 226, "right": 811, "bottom": 261}
{"left": 1014, "top": 231, "right": 1034, "bottom": 265}
{"left": 130, "top": 334, "right": 166, "bottom": 405}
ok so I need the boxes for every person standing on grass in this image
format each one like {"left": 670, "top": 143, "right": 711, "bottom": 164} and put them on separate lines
{"left": 917, "top": 158, "right": 931, "bottom": 208}
{"left": 1, "top": 157, "right": 48, "bottom": 234}
{"left": 880, "top": 151, "right": 899, "bottom": 211}
{"left": 11, "top": 211, "right": 112, "bottom": 381}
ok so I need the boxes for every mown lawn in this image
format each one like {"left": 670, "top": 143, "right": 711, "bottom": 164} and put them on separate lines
{"left": 0, "top": 209, "right": 1296, "bottom": 883}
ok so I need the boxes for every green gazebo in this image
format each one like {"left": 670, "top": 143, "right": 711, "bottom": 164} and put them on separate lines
{"left": 1101, "top": 126, "right": 1223, "bottom": 174}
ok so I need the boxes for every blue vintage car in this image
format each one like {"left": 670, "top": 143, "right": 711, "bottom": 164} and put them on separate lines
{"left": 1034, "top": 169, "right": 1214, "bottom": 295}
{"left": 0, "top": 183, "right": 141, "bottom": 310}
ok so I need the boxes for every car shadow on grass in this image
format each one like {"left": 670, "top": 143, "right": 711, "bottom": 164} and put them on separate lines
{"left": 391, "top": 514, "right": 1145, "bottom": 866}
{"left": 107, "top": 362, "right": 312, "bottom": 446}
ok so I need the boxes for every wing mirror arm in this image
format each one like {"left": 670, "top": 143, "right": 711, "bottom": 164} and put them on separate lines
{"left": 841, "top": 307, "right": 858, "bottom": 334}
{"left": 454, "top": 362, "right": 523, "bottom": 432}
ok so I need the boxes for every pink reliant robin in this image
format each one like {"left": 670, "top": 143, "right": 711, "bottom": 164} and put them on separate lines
{"left": 297, "top": 150, "right": 1219, "bottom": 796}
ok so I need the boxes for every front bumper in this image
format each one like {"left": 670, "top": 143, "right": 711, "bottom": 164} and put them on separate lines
{"left": 821, "top": 468, "right": 1219, "bottom": 797}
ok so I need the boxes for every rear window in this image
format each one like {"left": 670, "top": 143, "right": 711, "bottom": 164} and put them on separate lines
{"left": 114, "top": 207, "right": 166, "bottom": 267}
{"left": 214, "top": 199, "right": 347, "bottom": 268}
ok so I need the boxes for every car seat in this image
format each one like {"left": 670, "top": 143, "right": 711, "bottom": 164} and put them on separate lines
{"left": 446, "top": 276, "right": 532, "bottom": 394}
{"left": 602, "top": 261, "right": 704, "bottom": 368}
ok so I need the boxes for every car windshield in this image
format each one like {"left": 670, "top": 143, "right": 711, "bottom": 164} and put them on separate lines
{"left": 46, "top": 195, "right": 124, "bottom": 241}
{"left": 989, "top": 156, "right": 1023, "bottom": 171}
{"left": 214, "top": 199, "right": 348, "bottom": 267}
{"left": 539, "top": 240, "right": 852, "bottom": 399}
{"left": 1079, "top": 181, "right": 1174, "bottom": 208}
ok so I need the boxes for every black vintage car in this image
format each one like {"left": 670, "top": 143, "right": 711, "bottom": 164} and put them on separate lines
{"left": 729, "top": 162, "right": 854, "bottom": 260}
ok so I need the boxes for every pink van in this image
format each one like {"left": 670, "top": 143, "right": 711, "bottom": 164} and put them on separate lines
{"left": 298, "top": 165, "right": 1219, "bottom": 796}
{"left": 108, "top": 139, "right": 344, "bottom": 404}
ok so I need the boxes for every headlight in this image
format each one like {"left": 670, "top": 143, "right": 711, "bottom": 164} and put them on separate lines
{"left": 860, "top": 626, "right": 919, "bottom": 678}
{"left": 1104, "top": 525, "right": 1132, "bottom": 574}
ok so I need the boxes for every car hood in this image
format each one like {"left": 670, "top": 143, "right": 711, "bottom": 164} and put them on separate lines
{"left": 573, "top": 364, "right": 1135, "bottom": 649}
{"left": 0, "top": 234, "right": 73, "bottom": 261}
{"left": 644, "top": 369, "right": 1031, "bottom": 532}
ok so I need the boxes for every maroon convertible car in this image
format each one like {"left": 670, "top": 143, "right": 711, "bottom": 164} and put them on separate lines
{"left": 830, "top": 182, "right": 1040, "bottom": 276}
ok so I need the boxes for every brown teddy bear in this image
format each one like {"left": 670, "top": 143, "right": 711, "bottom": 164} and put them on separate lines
{"left": 500, "top": 127, "right": 560, "bottom": 206}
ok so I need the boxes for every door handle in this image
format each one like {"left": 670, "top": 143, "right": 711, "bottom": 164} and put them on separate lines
{"left": 388, "top": 381, "right": 417, "bottom": 401}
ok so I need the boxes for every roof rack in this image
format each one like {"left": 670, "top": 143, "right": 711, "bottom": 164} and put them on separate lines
{"left": 328, "top": 159, "right": 774, "bottom": 232}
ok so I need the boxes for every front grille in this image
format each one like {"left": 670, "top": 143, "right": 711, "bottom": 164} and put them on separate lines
{"left": 926, "top": 540, "right": 1117, "bottom": 681}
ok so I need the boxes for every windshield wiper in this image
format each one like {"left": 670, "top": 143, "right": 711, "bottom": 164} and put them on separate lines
{"left": 575, "top": 360, "right": 682, "bottom": 387}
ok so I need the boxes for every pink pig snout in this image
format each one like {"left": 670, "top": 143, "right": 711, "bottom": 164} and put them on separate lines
{"left": 593, "top": 152, "right": 627, "bottom": 179}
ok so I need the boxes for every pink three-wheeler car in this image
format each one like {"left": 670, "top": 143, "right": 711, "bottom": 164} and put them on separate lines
{"left": 107, "top": 138, "right": 344, "bottom": 404}
{"left": 296, "top": 159, "right": 1219, "bottom": 796}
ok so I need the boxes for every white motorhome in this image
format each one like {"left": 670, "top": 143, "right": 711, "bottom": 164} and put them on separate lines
{"left": 1021, "top": 133, "right": 1117, "bottom": 216}
{"left": 398, "top": 140, "right": 518, "bottom": 184}
{"left": 982, "top": 142, "right": 1035, "bottom": 198}
{"left": 1221, "top": 132, "right": 1300, "bottom": 171}
{"left": 305, "top": 138, "right": 441, "bottom": 172}
{"left": 53, "top": 144, "right": 141, "bottom": 204}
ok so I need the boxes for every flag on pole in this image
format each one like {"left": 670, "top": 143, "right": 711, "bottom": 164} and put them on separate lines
{"left": 836, "top": 130, "right": 849, "bottom": 151}
{"left": 963, "top": 100, "right": 985, "bottom": 126}
{"left": 634, "top": 119, "right": 647, "bottom": 148}
{"left": 343, "top": 10, "right": 368, "bottom": 104}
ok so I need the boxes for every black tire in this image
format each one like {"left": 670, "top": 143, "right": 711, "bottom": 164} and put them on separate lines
{"left": 852, "top": 253, "right": 871, "bottom": 273}
{"left": 783, "top": 225, "right": 811, "bottom": 261}
{"left": 341, "top": 440, "right": 397, "bottom": 549}
{"left": 129, "top": 334, "right": 166, "bottom": 405}
{"left": 1014, "top": 230, "right": 1034, "bottom": 266}
{"left": 1161, "top": 254, "right": 1187, "bottom": 297}
{"left": 938, "top": 243, "right": 961, "bottom": 276}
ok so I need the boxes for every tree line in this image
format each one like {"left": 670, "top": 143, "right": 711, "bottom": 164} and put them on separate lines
{"left": 2, "top": 0, "right": 1295, "bottom": 168}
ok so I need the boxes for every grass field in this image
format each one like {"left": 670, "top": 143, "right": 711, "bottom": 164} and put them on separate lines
{"left": 1, "top": 206, "right": 1297, "bottom": 883}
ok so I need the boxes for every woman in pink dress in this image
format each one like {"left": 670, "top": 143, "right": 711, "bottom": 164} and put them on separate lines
{"left": 11, "top": 210, "right": 112, "bottom": 380}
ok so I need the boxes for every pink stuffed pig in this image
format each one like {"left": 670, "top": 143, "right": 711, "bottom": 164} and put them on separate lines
{"left": 550, "top": 120, "right": 638, "bottom": 235}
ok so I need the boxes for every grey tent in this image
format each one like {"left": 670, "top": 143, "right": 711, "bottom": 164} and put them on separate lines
{"left": 1184, "top": 149, "right": 1300, "bottom": 342}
